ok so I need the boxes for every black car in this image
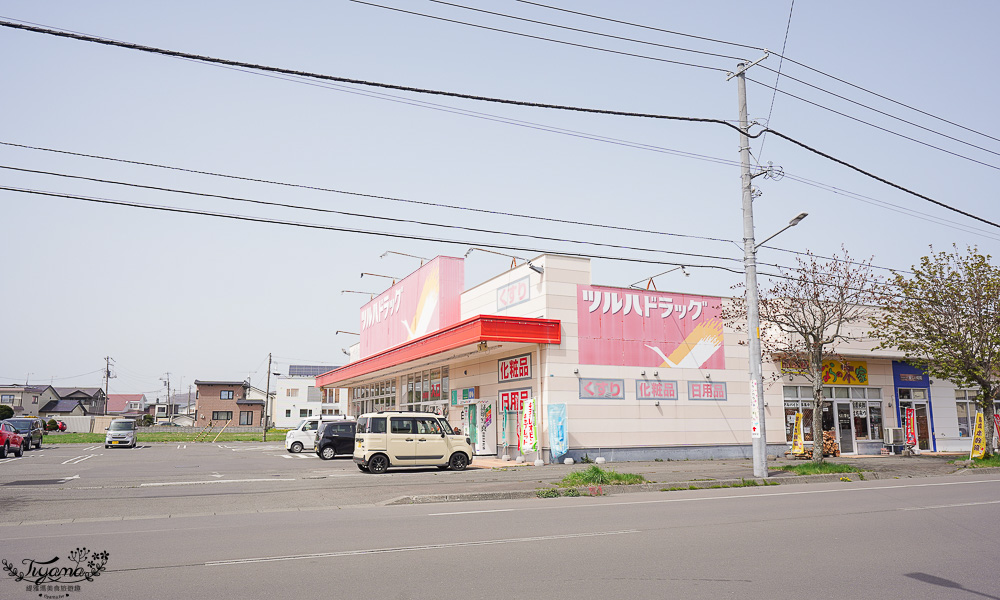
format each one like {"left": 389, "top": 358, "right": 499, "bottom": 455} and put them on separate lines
{"left": 4, "top": 418, "right": 43, "bottom": 451}
{"left": 315, "top": 420, "right": 357, "bottom": 460}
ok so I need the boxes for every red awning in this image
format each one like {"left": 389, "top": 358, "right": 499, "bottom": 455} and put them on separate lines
{"left": 316, "top": 315, "right": 560, "bottom": 387}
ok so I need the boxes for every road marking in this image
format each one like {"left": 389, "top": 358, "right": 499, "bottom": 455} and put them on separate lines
{"left": 900, "top": 499, "right": 1000, "bottom": 511}
{"left": 140, "top": 478, "right": 295, "bottom": 487}
{"left": 61, "top": 455, "right": 98, "bottom": 465}
{"left": 0, "top": 457, "right": 25, "bottom": 464}
{"left": 206, "top": 529, "right": 638, "bottom": 566}
{"left": 58, "top": 475, "right": 80, "bottom": 483}
{"left": 427, "top": 478, "right": 1000, "bottom": 516}
{"left": 178, "top": 444, "right": 186, "bottom": 449}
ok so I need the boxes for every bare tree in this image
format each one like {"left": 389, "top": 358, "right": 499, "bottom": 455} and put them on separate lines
{"left": 725, "top": 248, "right": 885, "bottom": 463}
{"left": 871, "top": 245, "right": 1000, "bottom": 458}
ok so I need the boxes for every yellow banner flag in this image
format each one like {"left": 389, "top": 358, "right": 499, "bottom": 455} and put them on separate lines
{"left": 792, "top": 412, "right": 805, "bottom": 455}
{"left": 971, "top": 412, "right": 986, "bottom": 459}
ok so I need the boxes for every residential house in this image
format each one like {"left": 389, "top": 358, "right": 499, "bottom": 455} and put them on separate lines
{"left": 0, "top": 384, "right": 60, "bottom": 415}
{"left": 194, "top": 380, "right": 265, "bottom": 427}
{"left": 106, "top": 394, "right": 147, "bottom": 417}
{"left": 273, "top": 365, "right": 340, "bottom": 428}
{"left": 51, "top": 387, "right": 107, "bottom": 414}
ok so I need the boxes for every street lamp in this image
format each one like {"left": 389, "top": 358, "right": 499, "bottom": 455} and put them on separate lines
{"left": 755, "top": 213, "right": 808, "bottom": 250}
{"left": 465, "top": 247, "right": 526, "bottom": 270}
{"left": 381, "top": 250, "right": 428, "bottom": 265}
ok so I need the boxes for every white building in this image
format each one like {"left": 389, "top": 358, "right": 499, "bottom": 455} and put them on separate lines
{"left": 273, "top": 365, "right": 342, "bottom": 428}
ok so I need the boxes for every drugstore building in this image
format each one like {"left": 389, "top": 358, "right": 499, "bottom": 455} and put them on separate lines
{"left": 316, "top": 254, "right": 994, "bottom": 460}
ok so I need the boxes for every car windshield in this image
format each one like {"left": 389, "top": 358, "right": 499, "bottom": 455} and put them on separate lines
{"left": 109, "top": 421, "right": 135, "bottom": 431}
{"left": 438, "top": 418, "right": 455, "bottom": 434}
{"left": 6, "top": 419, "right": 32, "bottom": 432}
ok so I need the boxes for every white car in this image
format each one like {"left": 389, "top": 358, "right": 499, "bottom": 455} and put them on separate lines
{"left": 285, "top": 416, "right": 353, "bottom": 453}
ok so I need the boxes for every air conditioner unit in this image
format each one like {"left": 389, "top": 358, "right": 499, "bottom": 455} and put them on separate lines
{"left": 884, "top": 428, "right": 904, "bottom": 445}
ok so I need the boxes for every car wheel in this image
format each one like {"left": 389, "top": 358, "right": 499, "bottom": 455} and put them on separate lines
{"left": 357, "top": 463, "right": 368, "bottom": 472}
{"left": 105, "top": 445, "right": 110, "bottom": 449}
{"left": 0, "top": 443, "right": 7, "bottom": 458}
{"left": 368, "top": 454, "right": 389, "bottom": 474}
{"left": 289, "top": 442, "right": 304, "bottom": 454}
{"left": 449, "top": 453, "right": 469, "bottom": 471}
{"left": 12, "top": 443, "right": 22, "bottom": 458}
{"left": 319, "top": 446, "right": 336, "bottom": 460}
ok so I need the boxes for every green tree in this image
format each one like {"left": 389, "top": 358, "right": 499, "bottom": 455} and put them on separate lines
{"left": 871, "top": 245, "right": 1000, "bottom": 457}
{"left": 725, "top": 248, "right": 885, "bottom": 463}
{"left": 0, "top": 405, "right": 13, "bottom": 420}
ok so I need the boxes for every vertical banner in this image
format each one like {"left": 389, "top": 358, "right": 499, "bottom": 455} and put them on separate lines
{"left": 904, "top": 407, "right": 917, "bottom": 447}
{"left": 548, "top": 403, "right": 568, "bottom": 459}
{"left": 971, "top": 412, "right": 986, "bottom": 459}
{"left": 792, "top": 412, "right": 804, "bottom": 455}
{"left": 520, "top": 397, "right": 537, "bottom": 454}
{"left": 749, "top": 379, "right": 761, "bottom": 438}
{"left": 994, "top": 414, "right": 1000, "bottom": 440}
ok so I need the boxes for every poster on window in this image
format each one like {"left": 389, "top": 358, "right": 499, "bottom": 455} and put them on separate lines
{"left": 577, "top": 285, "right": 724, "bottom": 369}
{"left": 904, "top": 407, "right": 917, "bottom": 446}
{"left": 971, "top": 412, "right": 986, "bottom": 459}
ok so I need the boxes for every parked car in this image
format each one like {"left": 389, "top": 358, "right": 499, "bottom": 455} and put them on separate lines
{"left": 353, "top": 411, "right": 473, "bottom": 474}
{"left": 315, "top": 420, "right": 358, "bottom": 460}
{"left": 57, "top": 420, "right": 67, "bottom": 431}
{"left": 3, "top": 418, "right": 43, "bottom": 451}
{"left": 285, "top": 416, "right": 352, "bottom": 453}
{"left": 105, "top": 418, "right": 137, "bottom": 449}
{"left": 0, "top": 421, "right": 25, "bottom": 458}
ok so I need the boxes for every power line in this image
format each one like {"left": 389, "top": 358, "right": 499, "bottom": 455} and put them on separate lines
{"left": 758, "top": 0, "right": 794, "bottom": 160}
{"left": 0, "top": 140, "right": 737, "bottom": 246}
{"left": 349, "top": 0, "right": 729, "bottom": 72}
{"left": 515, "top": 0, "right": 1000, "bottom": 146}
{"left": 1, "top": 20, "right": 995, "bottom": 228}
{"left": 408, "top": 2, "right": 1000, "bottom": 169}
{"left": 427, "top": 0, "right": 744, "bottom": 62}
{"left": 0, "top": 164, "right": 744, "bottom": 265}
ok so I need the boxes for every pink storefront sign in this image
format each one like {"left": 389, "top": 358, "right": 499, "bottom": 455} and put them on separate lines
{"left": 577, "top": 285, "right": 725, "bottom": 369}
{"left": 359, "top": 256, "right": 464, "bottom": 358}
{"left": 636, "top": 380, "right": 679, "bottom": 400}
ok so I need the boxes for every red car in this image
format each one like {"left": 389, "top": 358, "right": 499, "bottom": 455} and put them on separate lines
{"left": 0, "top": 421, "right": 25, "bottom": 458}
{"left": 57, "top": 420, "right": 67, "bottom": 432}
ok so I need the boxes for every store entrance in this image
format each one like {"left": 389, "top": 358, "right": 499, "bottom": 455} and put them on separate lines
{"left": 899, "top": 400, "right": 932, "bottom": 450}
{"left": 836, "top": 402, "right": 855, "bottom": 454}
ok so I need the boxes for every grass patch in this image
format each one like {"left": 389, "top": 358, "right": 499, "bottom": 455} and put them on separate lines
{"left": 774, "top": 462, "right": 863, "bottom": 476}
{"left": 559, "top": 465, "right": 646, "bottom": 487}
{"left": 44, "top": 430, "right": 288, "bottom": 444}
{"left": 535, "top": 488, "right": 560, "bottom": 498}
{"left": 970, "top": 455, "right": 1000, "bottom": 468}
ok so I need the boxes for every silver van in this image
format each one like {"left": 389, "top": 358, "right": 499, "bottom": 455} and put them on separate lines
{"left": 105, "top": 419, "right": 137, "bottom": 449}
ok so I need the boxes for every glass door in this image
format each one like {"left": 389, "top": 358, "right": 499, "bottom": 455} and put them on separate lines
{"left": 836, "top": 402, "right": 855, "bottom": 454}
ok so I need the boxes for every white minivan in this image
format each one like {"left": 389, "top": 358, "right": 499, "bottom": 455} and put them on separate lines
{"left": 353, "top": 411, "right": 473, "bottom": 474}
{"left": 285, "top": 416, "right": 352, "bottom": 453}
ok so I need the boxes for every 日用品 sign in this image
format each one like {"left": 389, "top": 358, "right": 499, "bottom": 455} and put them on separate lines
{"left": 500, "top": 388, "right": 531, "bottom": 412}
{"left": 498, "top": 353, "right": 531, "bottom": 383}
{"left": 688, "top": 381, "right": 727, "bottom": 401}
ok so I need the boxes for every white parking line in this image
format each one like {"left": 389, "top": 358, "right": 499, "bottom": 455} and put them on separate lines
{"left": 83, "top": 445, "right": 103, "bottom": 451}
{"left": 206, "top": 530, "right": 638, "bottom": 566}
{"left": 61, "top": 454, "right": 98, "bottom": 465}
{"left": 140, "top": 478, "right": 295, "bottom": 487}
{"left": 0, "top": 457, "right": 25, "bottom": 464}
{"left": 178, "top": 444, "right": 187, "bottom": 449}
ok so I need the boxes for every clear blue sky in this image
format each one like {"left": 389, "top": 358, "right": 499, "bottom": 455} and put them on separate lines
{"left": 2, "top": 1, "right": 997, "bottom": 397}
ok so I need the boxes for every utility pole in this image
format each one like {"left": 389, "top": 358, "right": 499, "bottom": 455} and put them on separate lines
{"left": 161, "top": 372, "right": 171, "bottom": 423}
{"left": 263, "top": 353, "right": 272, "bottom": 442}
{"left": 103, "top": 357, "right": 115, "bottom": 415}
{"left": 733, "top": 58, "right": 769, "bottom": 478}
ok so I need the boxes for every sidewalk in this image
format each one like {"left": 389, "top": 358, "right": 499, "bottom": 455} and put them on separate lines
{"left": 388, "top": 453, "right": 997, "bottom": 505}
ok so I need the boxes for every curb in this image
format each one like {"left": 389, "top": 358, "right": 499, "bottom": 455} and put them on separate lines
{"left": 385, "top": 471, "right": 883, "bottom": 505}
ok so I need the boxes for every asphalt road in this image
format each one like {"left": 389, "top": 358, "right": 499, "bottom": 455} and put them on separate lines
{"left": 2, "top": 453, "right": 998, "bottom": 600}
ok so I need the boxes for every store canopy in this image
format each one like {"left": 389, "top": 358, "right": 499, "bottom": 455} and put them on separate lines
{"left": 316, "top": 315, "right": 561, "bottom": 387}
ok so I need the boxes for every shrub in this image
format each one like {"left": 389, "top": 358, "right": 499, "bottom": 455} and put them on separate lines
{"left": 46, "top": 419, "right": 59, "bottom": 431}
{"left": 0, "top": 405, "right": 14, "bottom": 420}
{"left": 560, "top": 465, "right": 646, "bottom": 487}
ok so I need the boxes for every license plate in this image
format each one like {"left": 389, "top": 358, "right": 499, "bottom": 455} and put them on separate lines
{"left": 112, "top": 441, "right": 125, "bottom": 445}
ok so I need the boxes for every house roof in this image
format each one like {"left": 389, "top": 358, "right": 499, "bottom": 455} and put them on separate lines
{"left": 107, "top": 394, "right": 146, "bottom": 413}
{"left": 236, "top": 398, "right": 265, "bottom": 405}
{"left": 40, "top": 399, "right": 86, "bottom": 414}
{"left": 53, "top": 387, "right": 105, "bottom": 399}
{"left": 194, "top": 380, "right": 249, "bottom": 387}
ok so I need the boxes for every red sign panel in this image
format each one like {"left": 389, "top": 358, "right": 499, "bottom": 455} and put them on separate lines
{"left": 577, "top": 285, "right": 725, "bottom": 369}
{"left": 687, "top": 381, "right": 728, "bottom": 401}
{"left": 579, "top": 378, "right": 625, "bottom": 399}
{"left": 636, "top": 380, "right": 679, "bottom": 400}
{"left": 497, "top": 276, "right": 530, "bottom": 311}
{"left": 904, "top": 407, "right": 917, "bottom": 446}
{"left": 500, "top": 388, "right": 531, "bottom": 411}
{"left": 498, "top": 353, "right": 531, "bottom": 383}
{"left": 359, "top": 257, "right": 464, "bottom": 358}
